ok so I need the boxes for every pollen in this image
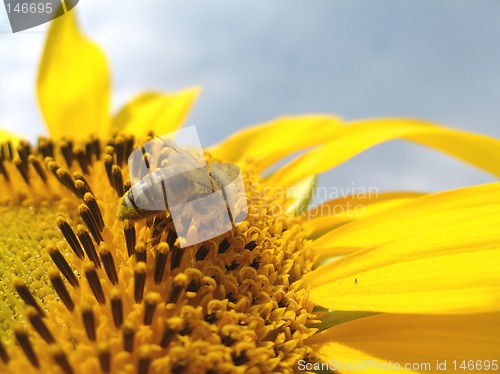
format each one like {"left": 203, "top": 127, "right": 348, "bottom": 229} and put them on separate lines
{"left": 0, "top": 134, "right": 317, "bottom": 373}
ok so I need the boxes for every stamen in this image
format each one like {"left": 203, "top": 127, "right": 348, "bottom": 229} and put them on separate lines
{"left": 14, "top": 157, "right": 30, "bottom": 185}
{"left": 84, "top": 193, "right": 105, "bottom": 231}
{"left": 46, "top": 159, "right": 58, "bottom": 179}
{"left": 124, "top": 220, "right": 136, "bottom": 256}
{"left": 244, "top": 241, "right": 257, "bottom": 251}
{"left": 56, "top": 168, "right": 78, "bottom": 195}
{"left": 99, "top": 242, "right": 118, "bottom": 285}
{"left": 135, "top": 242, "right": 147, "bottom": 263}
{"left": 92, "top": 135, "right": 102, "bottom": 160}
{"left": 79, "top": 204, "right": 103, "bottom": 243}
{"left": 232, "top": 352, "right": 249, "bottom": 366}
{"left": 0, "top": 141, "right": 12, "bottom": 161}
{"left": 84, "top": 136, "right": 97, "bottom": 164}
{"left": 57, "top": 217, "right": 85, "bottom": 259}
{"left": 123, "top": 179, "right": 131, "bottom": 193}
{"left": 225, "top": 261, "right": 239, "bottom": 271}
{"left": 77, "top": 225, "right": 101, "bottom": 268}
{"left": 250, "top": 257, "right": 260, "bottom": 270}
{"left": 221, "top": 335, "right": 236, "bottom": 347}
{"left": 122, "top": 322, "right": 135, "bottom": 353}
{"left": 151, "top": 216, "right": 169, "bottom": 247}
{"left": 178, "top": 323, "right": 192, "bottom": 336}
{"left": 0, "top": 338, "right": 9, "bottom": 363}
{"left": 26, "top": 306, "right": 55, "bottom": 343}
{"left": 38, "top": 137, "right": 54, "bottom": 158}
{"left": 137, "top": 345, "right": 153, "bottom": 374}
{"left": 104, "top": 144, "right": 115, "bottom": 158}
{"left": 124, "top": 135, "right": 134, "bottom": 163}
{"left": 81, "top": 303, "right": 96, "bottom": 341}
{"left": 166, "top": 273, "right": 188, "bottom": 305}
{"left": 134, "top": 262, "right": 147, "bottom": 303}
{"left": 98, "top": 342, "right": 111, "bottom": 373}
{"left": 204, "top": 313, "right": 217, "bottom": 324}
{"left": 13, "top": 277, "right": 45, "bottom": 316}
{"left": 104, "top": 154, "right": 114, "bottom": 188}
{"left": 28, "top": 155, "right": 47, "bottom": 183}
{"left": 4, "top": 141, "right": 13, "bottom": 160}
{"left": 154, "top": 242, "right": 170, "bottom": 284}
{"left": 112, "top": 164, "right": 125, "bottom": 196}
{"left": 60, "top": 140, "right": 74, "bottom": 168}
{"left": 83, "top": 261, "right": 105, "bottom": 304}
{"left": 73, "top": 171, "right": 94, "bottom": 196}
{"left": 51, "top": 345, "right": 74, "bottom": 374}
{"left": 170, "top": 240, "right": 184, "bottom": 270}
{"left": 74, "top": 147, "right": 90, "bottom": 174}
{"left": 185, "top": 268, "right": 203, "bottom": 297}
{"left": 172, "top": 361, "right": 187, "bottom": 374}
{"left": 195, "top": 244, "right": 211, "bottom": 261}
{"left": 75, "top": 180, "right": 88, "bottom": 199}
{"left": 17, "top": 141, "right": 31, "bottom": 164}
{"left": 49, "top": 269, "right": 75, "bottom": 312}
{"left": 0, "top": 156, "right": 10, "bottom": 182}
{"left": 166, "top": 229, "right": 178, "bottom": 249}
{"left": 218, "top": 237, "right": 231, "bottom": 254}
{"left": 159, "top": 317, "right": 182, "bottom": 348}
{"left": 114, "top": 135, "right": 126, "bottom": 167}
{"left": 47, "top": 245, "right": 79, "bottom": 288}
{"left": 143, "top": 292, "right": 161, "bottom": 325}
{"left": 110, "top": 288, "right": 123, "bottom": 328}
{"left": 13, "top": 327, "right": 39, "bottom": 368}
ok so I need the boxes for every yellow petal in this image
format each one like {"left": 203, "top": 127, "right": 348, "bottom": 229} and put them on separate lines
{"left": 286, "top": 175, "right": 317, "bottom": 215}
{"left": 0, "top": 129, "right": 22, "bottom": 144}
{"left": 304, "top": 182, "right": 500, "bottom": 314}
{"left": 307, "top": 313, "right": 500, "bottom": 374}
{"left": 303, "top": 192, "right": 425, "bottom": 239}
{"left": 268, "top": 118, "right": 500, "bottom": 187}
{"left": 112, "top": 88, "right": 200, "bottom": 136}
{"left": 37, "top": 10, "right": 110, "bottom": 140}
{"left": 208, "top": 115, "right": 342, "bottom": 171}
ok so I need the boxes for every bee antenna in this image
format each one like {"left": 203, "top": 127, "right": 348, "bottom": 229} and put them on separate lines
{"left": 155, "top": 135, "right": 182, "bottom": 154}
{"left": 154, "top": 135, "right": 204, "bottom": 170}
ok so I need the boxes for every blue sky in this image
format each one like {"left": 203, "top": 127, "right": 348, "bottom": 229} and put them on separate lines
{"left": 1, "top": 0, "right": 499, "bottom": 199}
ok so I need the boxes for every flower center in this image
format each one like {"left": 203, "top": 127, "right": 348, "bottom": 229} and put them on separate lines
{"left": 0, "top": 135, "right": 317, "bottom": 374}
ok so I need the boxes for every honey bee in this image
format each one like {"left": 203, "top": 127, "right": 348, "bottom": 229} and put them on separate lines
{"left": 117, "top": 136, "right": 247, "bottom": 246}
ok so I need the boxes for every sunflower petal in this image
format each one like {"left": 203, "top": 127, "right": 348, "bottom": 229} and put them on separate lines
{"left": 286, "top": 175, "right": 317, "bottom": 215}
{"left": 112, "top": 88, "right": 200, "bottom": 136}
{"left": 0, "top": 129, "right": 22, "bottom": 144}
{"left": 307, "top": 313, "right": 500, "bottom": 374}
{"left": 309, "top": 310, "right": 378, "bottom": 332}
{"left": 268, "top": 118, "right": 500, "bottom": 187}
{"left": 37, "top": 10, "right": 110, "bottom": 140}
{"left": 304, "top": 182, "right": 500, "bottom": 314}
{"left": 303, "top": 192, "right": 425, "bottom": 239}
{"left": 208, "top": 115, "right": 342, "bottom": 171}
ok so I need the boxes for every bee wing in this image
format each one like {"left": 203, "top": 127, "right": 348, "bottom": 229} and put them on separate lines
{"left": 208, "top": 163, "right": 241, "bottom": 189}
{"left": 208, "top": 162, "right": 248, "bottom": 224}
{"left": 156, "top": 136, "right": 206, "bottom": 171}
{"left": 161, "top": 166, "right": 214, "bottom": 208}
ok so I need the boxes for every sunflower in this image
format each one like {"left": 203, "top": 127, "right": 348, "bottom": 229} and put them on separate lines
{"left": 1, "top": 11, "right": 499, "bottom": 374}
